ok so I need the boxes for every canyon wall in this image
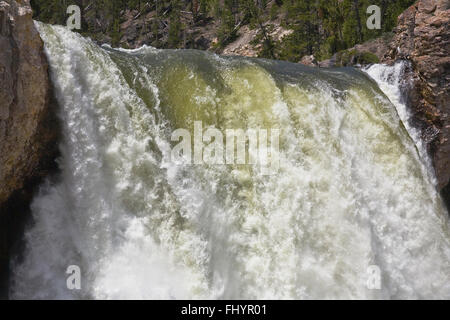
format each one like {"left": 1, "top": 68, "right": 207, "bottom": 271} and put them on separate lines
{"left": 384, "top": 0, "right": 450, "bottom": 203}
{"left": 0, "top": 0, "right": 59, "bottom": 297}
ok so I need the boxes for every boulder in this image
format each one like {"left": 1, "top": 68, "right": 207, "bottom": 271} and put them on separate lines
{"left": 300, "top": 55, "right": 318, "bottom": 67}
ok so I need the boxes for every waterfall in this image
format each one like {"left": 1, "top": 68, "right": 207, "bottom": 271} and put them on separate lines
{"left": 10, "top": 23, "right": 450, "bottom": 299}
{"left": 364, "top": 62, "right": 436, "bottom": 185}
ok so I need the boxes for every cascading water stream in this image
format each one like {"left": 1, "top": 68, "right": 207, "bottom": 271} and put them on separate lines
{"left": 9, "top": 23, "right": 450, "bottom": 299}
{"left": 364, "top": 62, "right": 436, "bottom": 184}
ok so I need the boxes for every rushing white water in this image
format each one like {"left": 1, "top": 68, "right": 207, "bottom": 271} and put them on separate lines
{"left": 364, "top": 62, "right": 436, "bottom": 185}
{"left": 10, "top": 23, "right": 450, "bottom": 299}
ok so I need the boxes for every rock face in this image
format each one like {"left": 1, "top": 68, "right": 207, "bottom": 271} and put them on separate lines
{"left": 0, "top": 0, "right": 57, "bottom": 204}
{"left": 221, "top": 22, "right": 293, "bottom": 57}
{"left": 384, "top": 0, "right": 450, "bottom": 199}
{"left": 0, "top": 0, "right": 59, "bottom": 297}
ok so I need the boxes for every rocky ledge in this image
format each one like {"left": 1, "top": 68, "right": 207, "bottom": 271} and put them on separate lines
{"left": 0, "top": 0, "right": 59, "bottom": 298}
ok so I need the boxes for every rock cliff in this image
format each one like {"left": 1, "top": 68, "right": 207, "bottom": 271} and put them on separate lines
{"left": 384, "top": 0, "right": 450, "bottom": 202}
{"left": 0, "top": 0, "right": 59, "bottom": 298}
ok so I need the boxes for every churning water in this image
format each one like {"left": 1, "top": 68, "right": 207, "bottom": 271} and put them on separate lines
{"left": 10, "top": 23, "right": 450, "bottom": 299}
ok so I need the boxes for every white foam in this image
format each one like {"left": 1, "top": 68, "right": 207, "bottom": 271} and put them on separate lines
{"left": 10, "top": 24, "right": 450, "bottom": 299}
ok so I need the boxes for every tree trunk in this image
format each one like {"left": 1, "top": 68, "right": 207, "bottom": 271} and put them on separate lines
{"left": 353, "top": 0, "right": 363, "bottom": 43}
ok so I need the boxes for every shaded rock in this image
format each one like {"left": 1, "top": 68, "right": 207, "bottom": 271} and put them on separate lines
{"left": 318, "top": 55, "right": 336, "bottom": 68}
{"left": 0, "top": 0, "right": 58, "bottom": 204}
{"left": 0, "top": 0, "right": 59, "bottom": 298}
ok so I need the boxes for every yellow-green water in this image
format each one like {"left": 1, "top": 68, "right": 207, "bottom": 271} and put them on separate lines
{"left": 10, "top": 23, "right": 450, "bottom": 299}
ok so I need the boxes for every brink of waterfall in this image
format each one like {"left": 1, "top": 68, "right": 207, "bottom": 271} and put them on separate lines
{"left": 10, "top": 23, "right": 450, "bottom": 300}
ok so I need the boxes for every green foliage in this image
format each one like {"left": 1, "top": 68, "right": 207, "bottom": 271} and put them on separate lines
{"left": 30, "top": 0, "right": 415, "bottom": 60}
{"left": 276, "top": 0, "right": 414, "bottom": 62}
{"left": 168, "top": 0, "right": 183, "bottom": 48}
{"left": 215, "top": 1, "right": 238, "bottom": 48}
{"left": 269, "top": 2, "right": 279, "bottom": 21}
{"left": 151, "top": 19, "right": 160, "bottom": 47}
{"left": 335, "top": 49, "right": 380, "bottom": 66}
{"left": 30, "top": 0, "right": 69, "bottom": 25}
{"left": 360, "top": 51, "right": 380, "bottom": 64}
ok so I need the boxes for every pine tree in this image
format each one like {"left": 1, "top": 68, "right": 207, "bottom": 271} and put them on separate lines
{"left": 29, "top": 0, "right": 416, "bottom": 54}
{"left": 168, "top": 0, "right": 183, "bottom": 48}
